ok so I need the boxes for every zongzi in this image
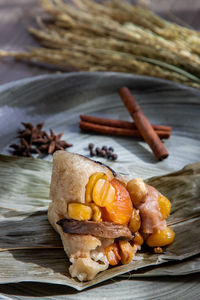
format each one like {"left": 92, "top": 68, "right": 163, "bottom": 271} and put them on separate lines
{"left": 48, "top": 151, "right": 175, "bottom": 281}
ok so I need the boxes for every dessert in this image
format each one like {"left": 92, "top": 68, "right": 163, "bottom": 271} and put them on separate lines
{"left": 48, "top": 151, "right": 175, "bottom": 281}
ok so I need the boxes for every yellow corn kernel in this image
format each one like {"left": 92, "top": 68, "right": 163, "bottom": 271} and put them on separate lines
{"left": 90, "top": 203, "right": 102, "bottom": 222}
{"left": 68, "top": 203, "right": 92, "bottom": 221}
{"left": 85, "top": 172, "right": 107, "bottom": 203}
{"left": 146, "top": 227, "right": 175, "bottom": 247}
{"left": 92, "top": 178, "right": 115, "bottom": 207}
{"left": 126, "top": 178, "right": 148, "bottom": 207}
{"left": 129, "top": 208, "right": 141, "bottom": 233}
{"left": 134, "top": 231, "right": 144, "bottom": 246}
{"left": 119, "top": 241, "right": 134, "bottom": 264}
{"left": 158, "top": 195, "right": 171, "bottom": 219}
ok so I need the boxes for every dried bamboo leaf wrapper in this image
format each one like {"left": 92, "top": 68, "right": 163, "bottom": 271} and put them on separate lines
{"left": 1, "top": 210, "right": 199, "bottom": 259}
{"left": 0, "top": 210, "right": 62, "bottom": 249}
{"left": 146, "top": 162, "right": 200, "bottom": 223}
{"left": 0, "top": 213, "right": 199, "bottom": 289}
{"left": 0, "top": 155, "right": 200, "bottom": 290}
{"left": 166, "top": 218, "right": 200, "bottom": 259}
{"left": 0, "top": 155, "right": 51, "bottom": 213}
{"left": 121, "top": 255, "right": 200, "bottom": 278}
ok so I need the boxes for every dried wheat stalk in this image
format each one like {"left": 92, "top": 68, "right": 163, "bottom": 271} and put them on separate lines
{"left": 1, "top": 0, "right": 200, "bottom": 88}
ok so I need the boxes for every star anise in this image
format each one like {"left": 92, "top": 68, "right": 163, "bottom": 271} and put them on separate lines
{"left": 9, "top": 122, "right": 73, "bottom": 157}
{"left": 10, "top": 138, "right": 41, "bottom": 157}
{"left": 17, "top": 122, "right": 45, "bottom": 144}
{"left": 35, "top": 129, "right": 72, "bottom": 154}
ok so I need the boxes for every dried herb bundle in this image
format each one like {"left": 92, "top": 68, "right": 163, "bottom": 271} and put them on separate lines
{"left": 1, "top": 0, "right": 200, "bottom": 88}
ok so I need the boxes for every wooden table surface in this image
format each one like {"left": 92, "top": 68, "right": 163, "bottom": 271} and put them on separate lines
{"left": 0, "top": 0, "right": 200, "bottom": 85}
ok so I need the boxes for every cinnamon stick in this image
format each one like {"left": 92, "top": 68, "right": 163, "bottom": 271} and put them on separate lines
{"left": 118, "top": 87, "right": 169, "bottom": 161}
{"left": 80, "top": 115, "right": 172, "bottom": 132}
{"left": 80, "top": 121, "right": 171, "bottom": 139}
